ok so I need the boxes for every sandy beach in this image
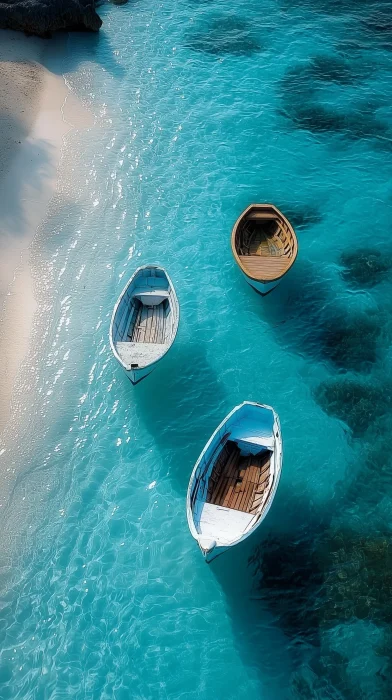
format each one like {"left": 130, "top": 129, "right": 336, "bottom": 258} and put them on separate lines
{"left": 0, "top": 30, "right": 91, "bottom": 432}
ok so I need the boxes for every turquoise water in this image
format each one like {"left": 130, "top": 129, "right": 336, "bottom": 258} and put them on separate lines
{"left": 1, "top": 0, "right": 392, "bottom": 697}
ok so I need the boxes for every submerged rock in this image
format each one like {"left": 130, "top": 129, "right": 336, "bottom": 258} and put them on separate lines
{"left": 340, "top": 248, "right": 392, "bottom": 288}
{"left": 315, "top": 377, "right": 391, "bottom": 436}
{"left": 318, "top": 315, "right": 381, "bottom": 371}
{"left": 0, "top": 0, "right": 102, "bottom": 37}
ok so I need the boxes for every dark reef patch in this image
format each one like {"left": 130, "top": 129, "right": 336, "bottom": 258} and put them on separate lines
{"left": 362, "top": 8, "right": 392, "bottom": 50}
{"left": 286, "top": 104, "right": 346, "bottom": 134}
{"left": 318, "top": 315, "right": 381, "bottom": 372}
{"left": 279, "top": 54, "right": 360, "bottom": 103}
{"left": 279, "top": 59, "right": 390, "bottom": 143}
{"left": 317, "top": 529, "right": 392, "bottom": 627}
{"left": 309, "top": 54, "right": 357, "bottom": 85}
{"left": 340, "top": 248, "right": 392, "bottom": 288}
{"left": 263, "top": 262, "right": 384, "bottom": 371}
{"left": 186, "top": 15, "right": 262, "bottom": 56}
{"left": 250, "top": 526, "right": 392, "bottom": 632}
{"left": 282, "top": 102, "right": 390, "bottom": 142}
{"left": 249, "top": 523, "right": 392, "bottom": 699}
{"left": 315, "top": 377, "right": 392, "bottom": 436}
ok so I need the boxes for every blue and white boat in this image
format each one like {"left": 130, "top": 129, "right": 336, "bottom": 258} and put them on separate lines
{"left": 110, "top": 265, "right": 179, "bottom": 385}
{"left": 187, "top": 401, "right": 282, "bottom": 563}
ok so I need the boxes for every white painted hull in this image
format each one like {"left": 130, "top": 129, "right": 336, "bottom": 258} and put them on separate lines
{"left": 201, "top": 544, "right": 228, "bottom": 563}
{"left": 110, "top": 265, "right": 179, "bottom": 386}
{"left": 125, "top": 363, "right": 156, "bottom": 385}
{"left": 244, "top": 273, "right": 280, "bottom": 296}
{"left": 187, "top": 402, "right": 283, "bottom": 564}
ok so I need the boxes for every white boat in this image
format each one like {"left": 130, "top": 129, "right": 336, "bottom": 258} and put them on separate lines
{"left": 187, "top": 401, "right": 282, "bottom": 563}
{"left": 231, "top": 204, "right": 298, "bottom": 295}
{"left": 110, "top": 265, "right": 179, "bottom": 385}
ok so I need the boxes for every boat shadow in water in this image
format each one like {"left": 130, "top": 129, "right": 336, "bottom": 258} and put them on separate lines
{"left": 209, "top": 491, "right": 332, "bottom": 698}
{"left": 211, "top": 486, "right": 392, "bottom": 699}
{"left": 132, "top": 342, "right": 227, "bottom": 494}
{"left": 252, "top": 259, "right": 388, "bottom": 374}
{"left": 252, "top": 259, "right": 330, "bottom": 360}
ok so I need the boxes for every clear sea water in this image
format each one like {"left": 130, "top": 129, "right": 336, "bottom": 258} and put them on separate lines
{"left": 1, "top": 0, "right": 392, "bottom": 697}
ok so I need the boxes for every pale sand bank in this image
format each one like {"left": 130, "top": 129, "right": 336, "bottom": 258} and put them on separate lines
{"left": 0, "top": 30, "right": 91, "bottom": 432}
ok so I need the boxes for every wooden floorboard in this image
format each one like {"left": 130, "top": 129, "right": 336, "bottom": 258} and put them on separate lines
{"left": 208, "top": 446, "right": 272, "bottom": 514}
{"left": 129, "top": 302, "right": 167, "bottom": 344}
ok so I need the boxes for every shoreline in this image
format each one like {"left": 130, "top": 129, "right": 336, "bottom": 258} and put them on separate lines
{"left": 0, "top": 30, "right": 91, "bottom": 433}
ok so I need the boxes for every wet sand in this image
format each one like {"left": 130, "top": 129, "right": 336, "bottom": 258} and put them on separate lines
{"left": 0, "top": 30, "right": 91, "bottom": 432}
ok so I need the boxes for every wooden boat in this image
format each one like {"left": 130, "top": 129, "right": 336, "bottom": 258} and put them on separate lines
{"left": 187, "top": 401, "right": 282, "bottom": 563}
{"left": 231, "top": 204, "right": 298, "bottom": 295}
{"left": 110, "top": 265, "right": 179, "bottom": 385}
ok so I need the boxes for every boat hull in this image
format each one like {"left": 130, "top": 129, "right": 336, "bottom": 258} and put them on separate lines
{"left": 110, "top": 265, "right": 179, "bottom": 387}
{"left": 231, "top": 204, "right": 298, "bottom": 296}
{"left": 126, "top": 365, "right": 155, "bottom": 385}
{"left": 200, "top": 545, "right": 228, "bottom": 563}
{"left": 187, "top": 401, "right": 283, "bottom": 563}
{"left": 243, "top": 273, "right": 280, "bottom": 296}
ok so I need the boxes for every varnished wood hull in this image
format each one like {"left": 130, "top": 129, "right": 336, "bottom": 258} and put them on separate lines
{"left": 231, "top": 204, "right": 297, "bottom": 295}
{"left": 244, "top": 274, "right": 281, "bottom": 296}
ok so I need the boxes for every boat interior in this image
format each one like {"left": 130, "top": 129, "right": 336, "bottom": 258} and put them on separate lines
{"left": 127, "top": 297, "right": 169, "bottom": 345}
{"left": 206, "top": 440, "right": 272, "bottom": 516}
{"left": 235, "top": 206, "right": 297, "bottom": 281}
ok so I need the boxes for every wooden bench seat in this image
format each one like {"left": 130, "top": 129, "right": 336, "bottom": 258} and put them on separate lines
{"left": 246, "top": 212, "right": 278, "bottom": 221}
{"left": 238, "top": 255, "right": 290, "bottom": 280}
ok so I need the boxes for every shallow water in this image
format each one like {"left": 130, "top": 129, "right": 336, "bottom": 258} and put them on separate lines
{"left": 0, "top": 0, "right": 392, "bottom": 697}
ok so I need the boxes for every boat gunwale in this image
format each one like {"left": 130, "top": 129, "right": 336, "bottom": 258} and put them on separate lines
{"left": 231, "top": 203, "right": 298, "bottom": 283}
{"left": 109, "top": 264, "right": 179, "bottom": 371}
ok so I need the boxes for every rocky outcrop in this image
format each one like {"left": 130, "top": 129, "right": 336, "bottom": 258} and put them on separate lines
{"left": 0, "top": 0, "right": 102, "bottom": 37}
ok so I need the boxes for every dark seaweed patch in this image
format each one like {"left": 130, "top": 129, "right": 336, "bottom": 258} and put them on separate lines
{"left": 362, "top": 8, "right": 392, "bottom": 50}
{"left": 340, "top": 248, "right": 392, "bottom": 288}
{"left": 309, "top": 54, "right": 357, "bottom": 85}
{"left": 279, "top": 64, "right": 316, "bottom": 107}
{"left": 318, "top": 315, "right": 381, "bottom": 371}
{"left": 318, "top": 529, "right": 392, "bottom": 627}
{"left": 315, "top": 377, "right": 392, "bottom": 436}
{"left": 250, "top": 526, "right": 392, "bottom": 632}
{"left": 279, "top": 59, "right": 390, "bottom": 143}
{"left": 282, "top": 100, "right": 391, "bottom": 141}
{"left": 288, "top": 104, "right": 347, "bottom": 134}
{"left": 186, "top": 16, "right": 262, "bottom": 56}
